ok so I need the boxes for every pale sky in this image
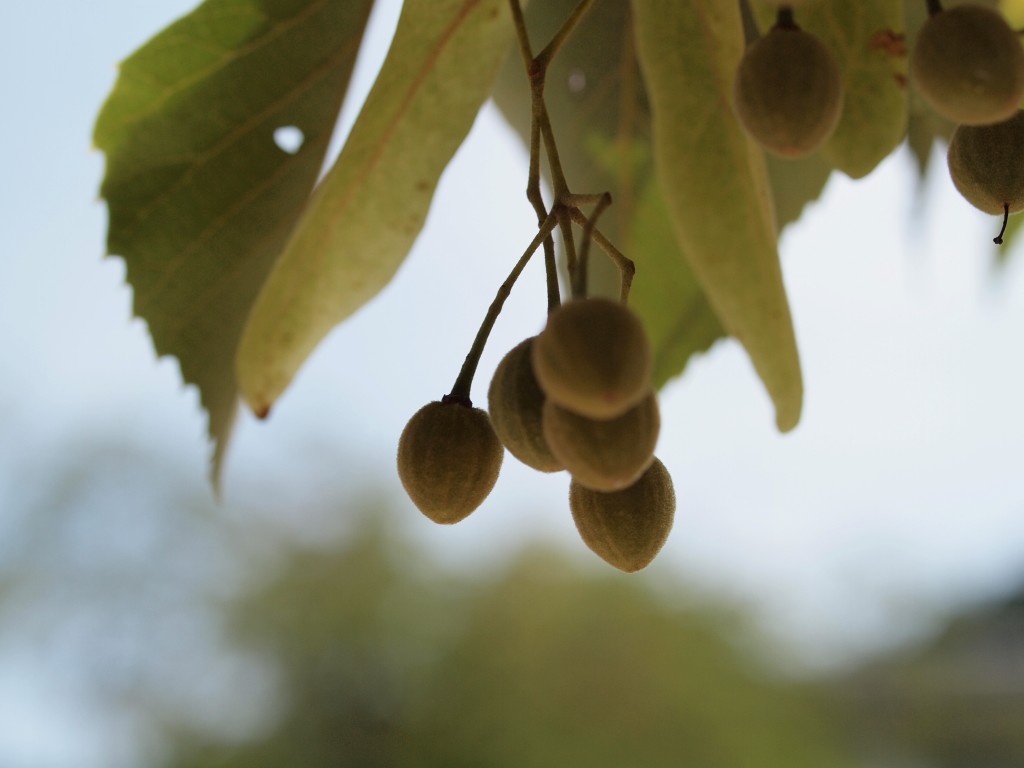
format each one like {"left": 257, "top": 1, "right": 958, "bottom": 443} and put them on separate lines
{"left": 3, "top": 1, "right": 1024, "bottom": 764}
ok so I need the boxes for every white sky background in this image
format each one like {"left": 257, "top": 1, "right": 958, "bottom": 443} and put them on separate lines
{"left": 3, "top": 1, "right": 1024, "bottom": 765}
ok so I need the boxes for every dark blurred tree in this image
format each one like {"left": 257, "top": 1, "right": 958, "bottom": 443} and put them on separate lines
{"left": 837, "top": 591, "right": 1024, "bottom": 768}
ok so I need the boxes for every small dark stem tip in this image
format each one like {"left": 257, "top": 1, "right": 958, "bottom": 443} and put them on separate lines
{"left": 775, "top": 6, "right": 797, "bottom": 30}
{"left": 925, "top": 0, "right": 943, "bottom": 17}
{"left": 994, "top": 203, "right": 1010, "bottom": 246}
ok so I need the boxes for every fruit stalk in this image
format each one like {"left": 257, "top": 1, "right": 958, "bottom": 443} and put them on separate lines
{"left": 571, "top": 192, "right": 612, "bottom": 300}
{"left": 449, "top": 213, "right": 559, "bottom": 402}
{"left": 775, "top": 6, "right": 796, "bottom": 30}
{"left": 567, "top": 207, "right": 635, "bottom": 301}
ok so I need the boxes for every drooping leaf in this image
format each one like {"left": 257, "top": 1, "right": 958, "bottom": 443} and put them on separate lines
{"left": 236, "top": 0, "right": 517, "bottom": 417}
{"left": 765, "top": 152, "right": 834, "bottom": 231}
{"left": 904, "top": 85, "right": 955, "bottom": 183}
{"left": 628, "top": 178, "right": 726, "bottom": 386}
{"left": 632, "top": 0, "right": 803, "bottom": 431}
{"left": 1000, "top": 0, "right": 1024, "bottom": 26}
{"left": 753, "top": 0, "right": 908, "bottom": 180}
{"left": 94, "top": 0, "right": 374, "bottom": 481}
{"left": 903, "top": 0, "right": 957, "bottom": 180}
{"left": 491, "top": 0, "right": 725, "bottom": 389}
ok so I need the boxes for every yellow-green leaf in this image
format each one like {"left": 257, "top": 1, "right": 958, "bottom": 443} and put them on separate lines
{"left": 765, "top": 152, "right": 834, "bottom": 231}
{"left": 1001, "top": 0, "right": 1024, "bottom": 26}
{"left": 628, "top": 177, "right": 725, "bottom": 386}
{"left": 753, "top": 1, "right": 908, "bottom": 179}
{"left": 94, "top": 0, "right": 374, "bottom": 482}
{"left": 236, "top": 0, "right": 516, "bottom": 417}
{"left": 632, "top": 0, "right": 803, "bottom": 431}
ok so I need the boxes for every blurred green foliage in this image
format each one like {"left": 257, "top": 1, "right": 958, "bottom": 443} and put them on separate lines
{"left": 4, "top": 439, "right": 1024, "bottom": 768}
{"left": 169, "top": 518, "right": 850, "bottom": 767}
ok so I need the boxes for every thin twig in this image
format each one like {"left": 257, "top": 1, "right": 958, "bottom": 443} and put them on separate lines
{"left": 449, "top": 214, "right": 560, "bottom": 401}
{"left": 536, "top": 0, "right": 596, "bottom": 70}
{"left": 568, "top": 207, "right": 635, "bottom": 302}
{"left": 571, "top": 193, "right": 612, "bottom": 299}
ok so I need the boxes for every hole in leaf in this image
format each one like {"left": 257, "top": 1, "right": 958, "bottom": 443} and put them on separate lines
{"left": 568, "top": 69, "right": 586, "bottom": 94}
{"left": 273, "top": 126, "right": 304, "bottom": 154}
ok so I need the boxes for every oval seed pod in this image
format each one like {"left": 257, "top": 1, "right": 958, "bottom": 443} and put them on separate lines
{"left": 532, "top": 297, "right": 653, "bottom": 420}
{"left": 543, "top": 391, "right": 659, "bottom": 492}
{"left": 911, "top": 4, "right": 1024, "bottom": 126}
{"left": 488, "top": 337, "right": 564, "bottom": 473}
{"left": 569, "top": 458, "right": 676, "bottom": 573}
{"left": 948, "top": 110, "right": 1024, "bottom": 215}
{"left": 732, "top": 21, "right": 843, "bottom": 158}
{"left": 397, "top": 399, "right": 503, "bottom": 524}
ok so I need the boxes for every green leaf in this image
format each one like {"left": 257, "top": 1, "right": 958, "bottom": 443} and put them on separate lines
{"left": 627, "top": 178, "right": 725, "bottom": 387}
{"left": 905, "top": 104, "right": 946, "bottom": 180}
{"left": 236, "top": 0, "right": 517, "bottom": 417}
{"left": 753, "top": 1, "right": 908, "bottom": 180}
{"left": 94, "top": 0, "right": 374, "bottom": 482}
{"left": 491, "top": 0, "right": 725, "bottom": 389}
{"left": 632, "top": 0, "right": 802, "bottom": 431}
{"left": 903, "top": 0, "right": 955, "bottom": 180}
{"left": 765, "top": 152, "right": 834, "bottom": 232}
{"left": 1003, "top": 0, "right": 1024, "bottom": 24}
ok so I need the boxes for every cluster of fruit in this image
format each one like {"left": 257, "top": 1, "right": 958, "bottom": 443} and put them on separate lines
{"left": 913, "top": 2, "right": 1024, "bottom": 242}
{"left": 734, "top": 1, "right": 1024, "bottom": 242}
{"left": 397, "top": 296, "right": 674, "bottom": 573}
{"left": 397, "top": 0, "right": 1024, "bottom": 573}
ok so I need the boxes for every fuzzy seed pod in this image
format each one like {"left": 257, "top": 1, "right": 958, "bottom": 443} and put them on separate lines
{"left": 397, "top": 399, "right": 503, "bottom": 524}
{"left": 948, "top": 110, "right": 1024, "bottom": 215}
{"left": 543, "top": 391, "right": 659, "bottom": 492}
{"left": 570, "top": 457, "right": 676, "bottom": 573}
{"left": 732, "top": 22, "right": 843, "bottom": 158}
{"left": 488, "top": 337, "right": 564, "bottom": 473}
{"left": 911, "top": 5, "right": 1024, "bottom": 126}
{"left": 532, "top": 298, "right": 652, "bottom": 420}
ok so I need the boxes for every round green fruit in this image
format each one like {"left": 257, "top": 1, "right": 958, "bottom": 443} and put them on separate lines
{"left": 543, "top": 391, "right": 659, "bottom": 492}
{"left": 488, "top": 337, "right": 563, "bottom": 473}
{"left": 947, "top": 110, "right": 1024, "bottom": 215}
{"left": 397, "top": 399, "right": 503, "bottom": 524}
{"left": 531, "top": 298, "right": 652, "bottom": 420}
{"left": 911, "top": 4, "right": 1024, "bottom": 126}
{"left": 732, "top": 22, "right": 843, "bottom": 158}
{"left": 569, "top": 457, "right": 676, "bottom": 573}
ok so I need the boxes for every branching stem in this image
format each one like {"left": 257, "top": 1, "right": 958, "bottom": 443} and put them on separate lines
{"left": 571, "top": 193, "right": 612, "bottom": 299}
{"left": 448, "top": 0, "right": 638, "bottom": 399}
{"left": 535, "top": 0, "right": 595, "bottom": 71}
{"left": 568, "top": 207, "right": 635, "bottom": 302}
{"left": 508, "top": 0, "right": 634, "bottom": 298}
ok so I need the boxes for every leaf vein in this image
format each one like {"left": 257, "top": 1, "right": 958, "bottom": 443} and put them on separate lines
{"left": 115, "top": 0, "right": 328, "bottom": 129}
